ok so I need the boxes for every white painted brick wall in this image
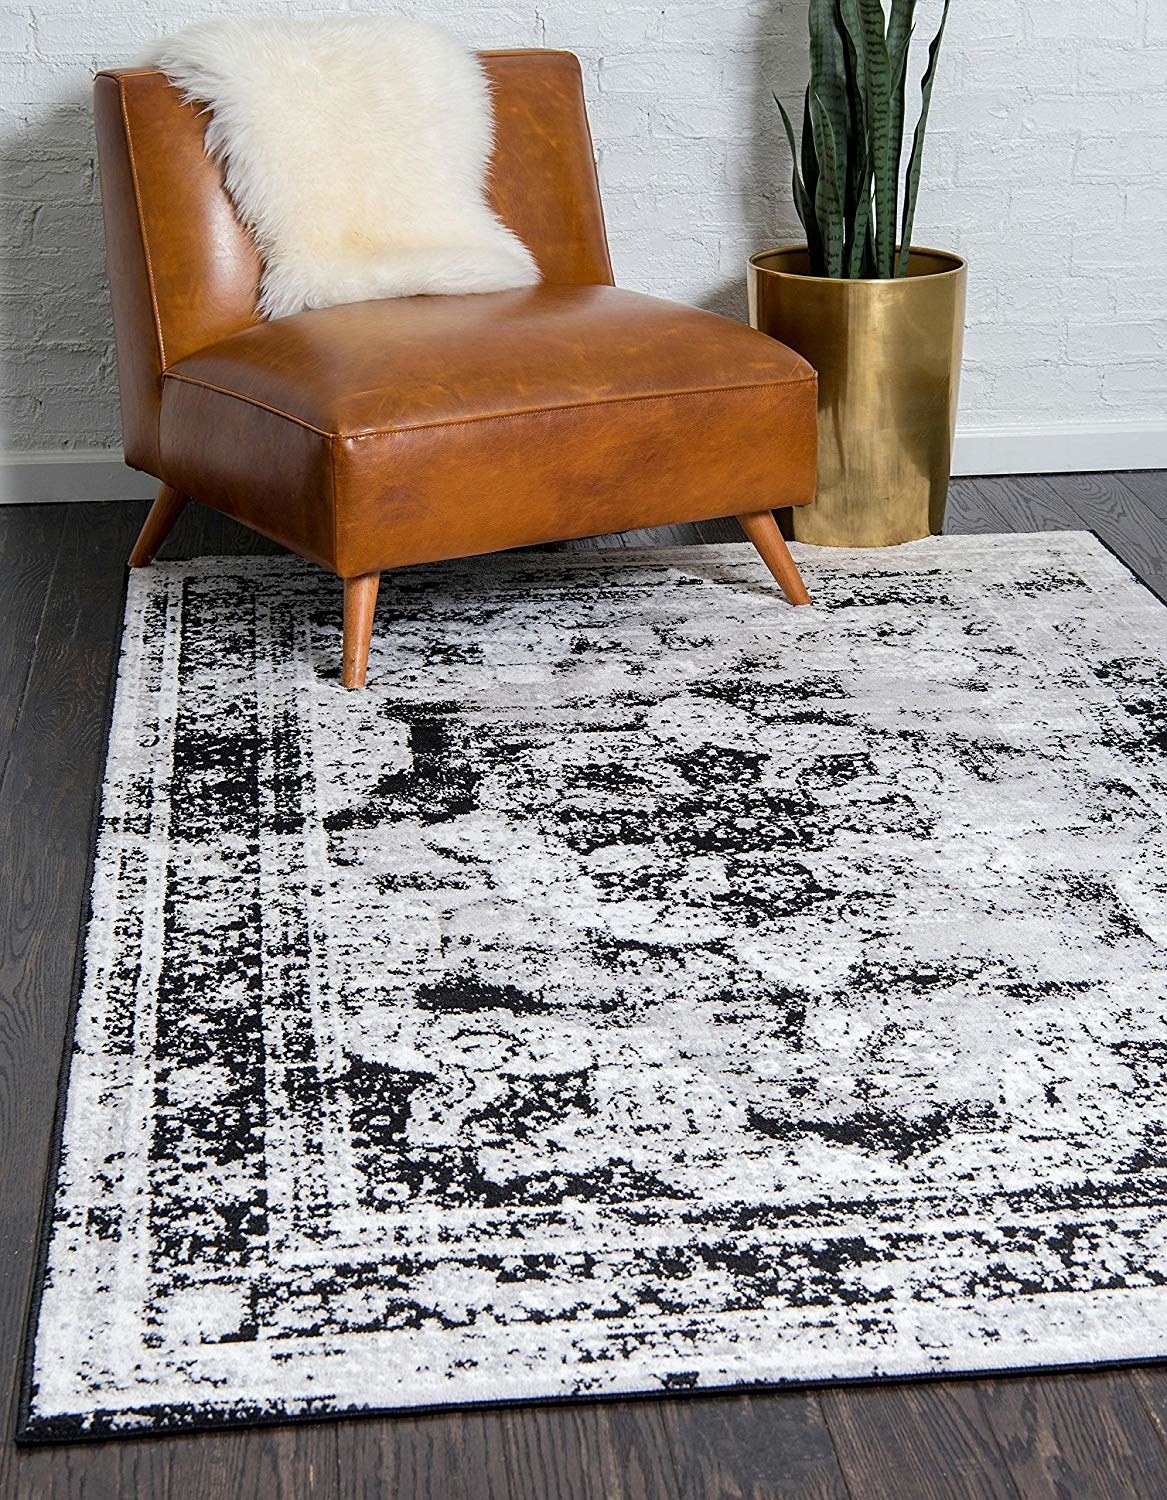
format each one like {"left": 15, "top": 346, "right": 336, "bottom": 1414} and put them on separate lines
{"left": 1, "top": 0, "right": 1165, "bottom": 453}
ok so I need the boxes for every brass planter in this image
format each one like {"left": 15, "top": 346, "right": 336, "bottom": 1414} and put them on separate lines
{"left": 749, "top": 246, "right": 966, "bottom": 548}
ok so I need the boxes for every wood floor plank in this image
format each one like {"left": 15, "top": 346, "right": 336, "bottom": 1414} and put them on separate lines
{"left": 21, "top": 1438, "right": 176, "bottom": 1500}
{"left": 820, "top": 1382, "right": 1019, "bottom": 1500}
{"left": 0, "top": 505, "right": 65, "bottom": 788}
{"left": 163, "top": 1425, "right": 341, "bottom": 1500}
{"left": 566, "top": 531, "right": 629, "bottom": 550}
{"left": 1113, "top": 470, "right": 1167, "bottom": 523}
{"left": 943, "top": 477, "right": 1010, "bottom": 536}
{"left": 696, "top": 515, "right": 748, "bottom": 544}
{"left": 956, "top": 475, "right": 1082, "bottom": 535}
{"left": 492, "top": 1401, "right": 652, "bottom": 1500}
{"left": 618, "top": 523, "right": 701, "bottom": 548}
{"left": 600, "top": 1402, "right": 689, "bottom": 1500}
{"left": 1128, "top": 1366, "right": 1167, "bottom": 1455}
{"left": 660, "top": 1391, "right": 851, "bottom": 1500}
{"left": 338, "top": 1394, "right": 685, "bottom": 1500}
{"left": 973, "top": 1370, "right": 1167, "bottom": 1500}
{"left": 331, "top": 1409, "right": 512, "bottom": 1500}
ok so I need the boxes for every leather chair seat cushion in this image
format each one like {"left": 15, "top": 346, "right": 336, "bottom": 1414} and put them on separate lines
{"left": 159, "top": 284, "right": 818, "bottom": 576}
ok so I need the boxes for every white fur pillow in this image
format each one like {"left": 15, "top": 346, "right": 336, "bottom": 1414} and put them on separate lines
{"left": 152, "top": 17, "right": 540, "bottom": 319}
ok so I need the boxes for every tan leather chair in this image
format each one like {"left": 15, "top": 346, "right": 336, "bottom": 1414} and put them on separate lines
{"left": 95, "top": 50, "right": 818, "bottom": 688}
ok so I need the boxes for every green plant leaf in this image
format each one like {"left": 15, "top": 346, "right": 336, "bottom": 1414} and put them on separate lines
{"left": 774, "top": 91, "right": 809, "bottom": 227}
{"left": 836, "top": 0, "right": 868, "bottom": 104}
{"left": 774, "top": 91, "right": 824, "bottom": 271}
{"left": 836, "top": 0, "right": 871, "bottom": 277}
{"left": 808, "top": 0, "right": 850, "bottom": 274}
{"left": 861, "top": 215, "right": 878, "bottom": 277}
{"left": 809, "top": 0, "right": 850, "bottom": 178}
{"left": 886, "top": 0, "right": 917, "bottom": 248}
{"left": 898, "top": 0, "right": 952, "bottom": 277}
{"left": 847, "top": 183, "right": 873, "bottom": 277}
{"left": 853, "top": 0, "right": 895, "bottom": 276}
{"left": 800, "top": 87, "right": 824, "bottom": 270}
{"left": 810, "top": 87, "right": 846, "bottom": 277}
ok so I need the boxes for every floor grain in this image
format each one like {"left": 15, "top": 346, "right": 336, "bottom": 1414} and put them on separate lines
{"left": 820, "top": 1382, "right": 1020, "bottom": 1500}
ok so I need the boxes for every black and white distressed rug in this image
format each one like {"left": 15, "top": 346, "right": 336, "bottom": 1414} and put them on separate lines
{"left": 21, "top": 532, "right": 1167, "bottom": 1440}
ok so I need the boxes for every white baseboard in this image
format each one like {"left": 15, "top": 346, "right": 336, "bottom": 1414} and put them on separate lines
{"left": 2, "top": 422, "right": 1165, "bottom": 503}
{"left": 950, "top": 420, "right": 1167, "bottom": 477}
{"left": 0, "top": 449, "right": 155, "bottom": 504}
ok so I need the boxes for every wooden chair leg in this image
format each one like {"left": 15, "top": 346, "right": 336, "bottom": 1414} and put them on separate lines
{"left": 342, "top": 573, "right": 380, "bottom": 689}
{"left": 128, "top": 484, "right": 188, "bottom": 567}
{"left": 737, "top": 510, "right": 813, "bottom": 606}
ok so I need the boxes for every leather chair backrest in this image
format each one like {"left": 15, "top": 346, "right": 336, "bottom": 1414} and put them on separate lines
{"left": 93, "top": 49, "right": 614, "bottom": 476}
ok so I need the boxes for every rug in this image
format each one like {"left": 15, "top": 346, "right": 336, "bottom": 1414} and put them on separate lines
{"left": 20, "top": 532, "right": 1167, "bottom": 1440}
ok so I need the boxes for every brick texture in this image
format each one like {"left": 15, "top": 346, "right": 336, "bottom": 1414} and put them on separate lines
{"left": 1, "top": 0, "right": 1164, "bottom": 451}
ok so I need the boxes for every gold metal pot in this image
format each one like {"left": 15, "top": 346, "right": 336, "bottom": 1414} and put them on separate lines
{"left": 748, "top": 246, "right": 966, "bottom": 548}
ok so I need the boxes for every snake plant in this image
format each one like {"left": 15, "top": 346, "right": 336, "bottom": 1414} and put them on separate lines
{"left": 775, "top": 0, "right": 953, "bottom": 279}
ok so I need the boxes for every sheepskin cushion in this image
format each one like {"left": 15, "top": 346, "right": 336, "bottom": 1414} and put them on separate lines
{"left": 152, "top": 17, "right": 540, "bottom": 319}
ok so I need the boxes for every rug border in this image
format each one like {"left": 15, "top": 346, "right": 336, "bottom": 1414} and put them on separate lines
{"left": 16, "top": 529, "right": 1167, "bottom": 1447}
{"left": 16, "top": 1347, "right": 1167, "bottom": 1447}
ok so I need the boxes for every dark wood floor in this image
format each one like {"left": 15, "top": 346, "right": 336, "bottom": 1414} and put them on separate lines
{"left": 3, "top": 472, "right": 1167, "bottom": 1499}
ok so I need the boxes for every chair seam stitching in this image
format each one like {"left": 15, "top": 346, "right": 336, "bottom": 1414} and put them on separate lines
{"left": 164, "top": 370, "right": 817, "bottom": 445}
{"left": 341, "top": 375, "right": 819, "bottom": 442}
{"left": 163, "top": 371, "right": 334, "bottom": 437}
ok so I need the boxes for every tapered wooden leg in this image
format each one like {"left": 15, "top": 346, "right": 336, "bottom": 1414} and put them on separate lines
{"left": 342, "top": 573, "right": 380, "bottom": 689}
{"left": 128, "top": 484, "right": 189, "bottom": 567}
{"left": 737, "top": 510, "right": 813, "bottom": 606}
